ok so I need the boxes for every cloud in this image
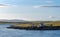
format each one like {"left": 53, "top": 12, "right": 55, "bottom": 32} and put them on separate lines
{"left": 0, "top": 4, "right": 8, "bottom": 8}
{"left": 33, "top": 5, "right": 60, "bottom": 8}
{"left": 32, "top": 5, "right": 44, "bottom": 8}
{"left": 48, "top": 16, "right": 54, "bottom": 18}
{"left": 42, "top": 6, "right": 60, "bottom": 7}
{"left": 0, "top": 4, "right": 17, "bottom": 8}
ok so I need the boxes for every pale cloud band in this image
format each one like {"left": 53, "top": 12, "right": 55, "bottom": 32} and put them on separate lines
{"left": 0, "top": 4, "right": 17, "bottom": 8}
{"left": 33, "top": 5, "right": 60, "bottom": 8}
{"left": 0, "top": 4, "right": 8, "bottom": 8}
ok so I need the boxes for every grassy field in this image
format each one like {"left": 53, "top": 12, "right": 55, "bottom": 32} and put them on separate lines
{"left": 45, "top": 22, "right": 60, "bottom": 26}
{"left": 14, "top": 21, "right": 60, "bottom": 27}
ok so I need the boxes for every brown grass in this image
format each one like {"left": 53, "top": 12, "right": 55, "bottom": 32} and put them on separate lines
{"left": 15, "top": 21, "right": 60, "bottom": 27}
{"left": 45, "top": 22, "right": 60, "bottom": 26}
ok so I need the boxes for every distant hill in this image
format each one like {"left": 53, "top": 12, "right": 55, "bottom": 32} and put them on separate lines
{"left": 0, "top": 19, "right": 28, "bottom": 22}
{"left": 0, "top": 19, "right": 60, "bottom": 23}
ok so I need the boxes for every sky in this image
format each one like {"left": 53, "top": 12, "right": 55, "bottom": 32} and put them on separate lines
{"left": 0, "top": 0, "right": 60, "bottom": 21}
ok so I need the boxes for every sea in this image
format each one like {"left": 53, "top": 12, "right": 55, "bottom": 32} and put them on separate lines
{"left": 0, "top": 24, "right": 60, "bottom": 37}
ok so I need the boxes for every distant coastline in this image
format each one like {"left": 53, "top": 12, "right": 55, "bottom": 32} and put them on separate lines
{"left": 6, "top": 21, "right": 60, "bottom": 30}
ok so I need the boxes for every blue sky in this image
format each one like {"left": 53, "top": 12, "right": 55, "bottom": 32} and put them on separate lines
{"left": 0, "top": 0, "right": 60, "bottom": 21}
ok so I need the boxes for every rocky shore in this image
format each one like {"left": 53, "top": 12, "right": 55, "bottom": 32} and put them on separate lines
{"left": 7, "top": 26, "right": 60, "bottom": 30}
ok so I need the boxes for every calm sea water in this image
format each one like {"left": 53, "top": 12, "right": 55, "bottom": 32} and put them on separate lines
{"left": 0, "top": 24, "right": 60, "bottom": 37}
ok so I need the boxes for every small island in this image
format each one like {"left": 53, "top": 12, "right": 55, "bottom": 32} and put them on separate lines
{"left": 7, "top": 21, "right": 60, "bottom": 30}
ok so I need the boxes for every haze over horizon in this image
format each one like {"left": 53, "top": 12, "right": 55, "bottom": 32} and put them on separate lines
{"left": 0, "top": 0, "right": 60, "bottom": 21}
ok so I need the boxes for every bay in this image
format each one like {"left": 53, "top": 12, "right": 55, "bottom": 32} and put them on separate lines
{"left": 0, "top": 24, "right": 60, "bottom": 37}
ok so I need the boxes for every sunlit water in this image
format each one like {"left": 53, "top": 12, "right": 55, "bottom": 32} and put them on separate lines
{"left": 0, "top": 24, "right": 60, "bottom": 37}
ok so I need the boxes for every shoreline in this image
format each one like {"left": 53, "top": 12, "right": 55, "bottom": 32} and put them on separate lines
{"left": 7, "top": 26, "right": 60, "bottom": 30}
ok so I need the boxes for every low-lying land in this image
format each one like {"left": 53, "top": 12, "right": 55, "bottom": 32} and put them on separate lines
{"left": 7, "top": 21, "right": 60, "bottom": 30}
